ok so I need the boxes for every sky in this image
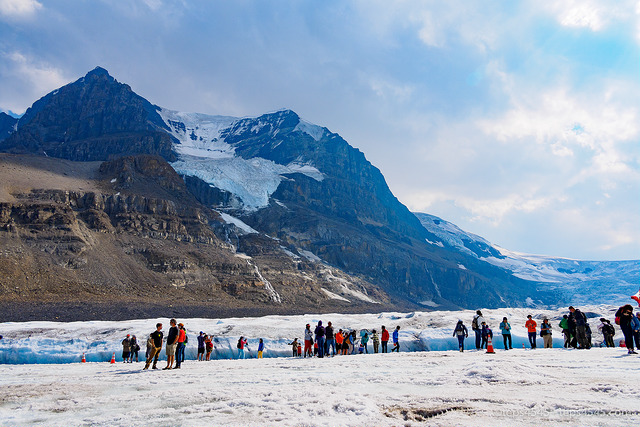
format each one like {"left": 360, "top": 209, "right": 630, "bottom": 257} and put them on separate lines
{"left": 0, "top": 0, "right": 638, "bottom": 261}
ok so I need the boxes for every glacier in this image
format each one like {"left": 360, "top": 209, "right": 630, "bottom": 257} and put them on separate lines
{"left": 160, "top": 108, "right": 325, "bottom": 210}
{"left": 0, "top": 305, "right": 622, "bottom": 364}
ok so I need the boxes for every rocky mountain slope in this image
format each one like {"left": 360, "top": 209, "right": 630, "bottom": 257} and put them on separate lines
{"left": 2, "top": 66, "right": 624, "bottom": 320}
{"left": 0, "top": 153, "right": 390, "bottom": 321}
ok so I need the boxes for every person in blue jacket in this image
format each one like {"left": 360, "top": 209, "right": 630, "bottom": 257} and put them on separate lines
{"left": 499, "top": 317, "right": 512, "bottom": 350}
{"left": 632, "top": 313, "right": 640, "bottom": 350}
{"left": 453, "top": 320, "right": 468, "bottom": 352}
{"left": 391, "top": 326, "right": 400, "bottom": 352}
{"left": 480, "top": 322, "right": 492, "bottom": 349}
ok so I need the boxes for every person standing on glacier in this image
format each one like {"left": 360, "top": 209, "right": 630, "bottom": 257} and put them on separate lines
{"left": 304, "top": 324, "right": 314, "bottom": 358}
{"left": 143, "top": 323, "right": 163, "bottom": 370}
{"left": 453, "top": 320, "right": 468, "bottom": 352}
{"left": 391, "top": 326, "right": 400, "bottom": 352}
{"left": 525, "top": 315, "right": 537, "bottom": 349}
{"left": 472, "top": 310, "right": 484, "bottom": 350}
{"left": 314, "top": 321, "right": 325, "bottom": 358}
{"left": 499, "top": 317, "right": 512, "bottom": 350}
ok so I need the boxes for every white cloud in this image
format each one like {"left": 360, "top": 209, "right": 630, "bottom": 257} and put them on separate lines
{"left": 541, "top": 0, "right": 635, "bottom": 32}
{"left": 0, "top": 0, "right": 41, "bottom": 19}
{"left": 0, "top": 52, "right": 68, "bottom": 113}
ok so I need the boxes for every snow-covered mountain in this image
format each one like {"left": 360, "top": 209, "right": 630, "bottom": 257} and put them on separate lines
{"left": 159, "top": 109, "right": 325, "bottom": 210}
{"left": 0, "top": 66, "right": 633, "bottom": 319}
{"left": 415, "top": 213, "right": 640, "bottom": 306}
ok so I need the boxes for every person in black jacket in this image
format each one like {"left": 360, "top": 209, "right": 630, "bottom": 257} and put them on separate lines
{"left": 616, "top": 305, "right": 637, "bottom": 354}
{"left": 314, "top": 321, "right": 325, "bottom": 358}
{"left": 452, "top": 320, "right": 468, "bottom": 352}
{"left": 143, "top": 323, "right": 163, "bottom": 370}
{"left": 569, "top": 306, "right": 589, "bottom": 349}
{"left": 599, "top": 318, "right": 615, "bottom": 348}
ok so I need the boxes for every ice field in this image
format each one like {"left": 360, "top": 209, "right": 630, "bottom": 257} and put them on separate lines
{"left": 1, "top": 306, "right": 639, "bottom": 426}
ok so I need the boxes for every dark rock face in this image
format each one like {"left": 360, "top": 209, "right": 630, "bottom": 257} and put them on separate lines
{"left": 0, "top": 67, "right": 175, "bottom": 161}
{"left": 0, "top": 68, "right": 554, "bottom": 319}
{"left": 0, "top": 112, "right": 17, "bottom": 141}
{"left": 198, "top": 110, "right": 549, "bottom": 308}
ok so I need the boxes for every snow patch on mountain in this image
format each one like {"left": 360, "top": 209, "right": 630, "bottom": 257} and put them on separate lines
{"left": 160, "top": 109, "right": 325, "bottom": 210}
{"left": 414, "top": 212, "right": 640, "bottom": 306}
{"left": 218, "top": 212, "right": 258, "bottom": 234}
{"left": 294, "top": 119, "right": 325, "bottom": 141}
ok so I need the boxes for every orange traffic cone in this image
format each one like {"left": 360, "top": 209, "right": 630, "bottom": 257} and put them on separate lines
{"left": 486, "top": 336, "right": 495, "bottom": 354}
{"left": 81, "top": 353, "right": 86, "bottom": 363}
{"left": 110, "top": 352, "right": 116, "bottom": 364}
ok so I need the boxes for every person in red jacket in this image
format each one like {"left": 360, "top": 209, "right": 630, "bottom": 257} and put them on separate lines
{"left": 525, "top": 315, "right": 538, "bottom": 349}
{"left": 381, "top": 325, "right": 390, "bottom": 353}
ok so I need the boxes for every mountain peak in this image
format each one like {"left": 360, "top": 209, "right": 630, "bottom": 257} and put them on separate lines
{"left": 86, "top": 66, "right": 111, "bottom": 78}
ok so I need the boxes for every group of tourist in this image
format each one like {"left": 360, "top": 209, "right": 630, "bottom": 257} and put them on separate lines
{"left": 290, "top": 322, "right": 401, "bottom": 358}
{"left": 124, "top": 304, "right": 640, "bottom": 369}
{"left": 453, "top": 305, "right": 640, "bottom": 355}
{"left": 142, "top": 318, "right": 190, "bottom": 370}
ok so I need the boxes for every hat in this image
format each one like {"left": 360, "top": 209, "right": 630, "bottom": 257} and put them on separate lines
{"left": 178, "top": 323, "right": 184, "bottom": 327}
{"left": 126, "top": 334, "right": 130, "bottom": 337}
{"left": 200, "top": 331, "right": 203, "bottom": 334}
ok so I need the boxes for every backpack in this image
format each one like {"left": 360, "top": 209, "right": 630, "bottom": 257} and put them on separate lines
{"left": 237, "top": 339, "right": 242, "bottom": 349}
{"left": 603, "top": 323, "right": 615, "bottom": 335}
{"left": 471, "top": 316, "right": 478, "bottom": 330}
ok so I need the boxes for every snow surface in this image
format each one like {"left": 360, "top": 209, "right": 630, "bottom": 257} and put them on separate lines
{"left": 0, "top": 307, "right": 640, "bottom": 427}
{"left": 161, "top": 108, "right": 325, "bottom": 210}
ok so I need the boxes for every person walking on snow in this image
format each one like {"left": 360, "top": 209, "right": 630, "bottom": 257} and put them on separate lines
{"left": 453, "top": 320, "right": 468, "bottom": 352}
{"left": 559, "top": 315, "right": 571, "bottom": 348}
{"left": 197, "top": 331, "right": 206, "bottom": 361}
{"left": 499, "top": 317, "right": 512, "bottom": 350}
{"left": 381, "top": 326, "right": 389, "bottom": 353}
{"left": 361, "top": 332, "right": 370, "bottom": 354}
{"left": 174, "top": 323, "right": 187, "bottom": 369}
{"left": 288, "top": 338, "right": 299, "bottom": 357}
{"left": 372, "top": 329, "right": 380, "bottom": 354}
{"left": 325, "top": 322, "right": 335, "bottom": 357}
{"left": 569, "top": 306, "right": 589, "bottom": 349}
{"left": 304, "top": 324, "right": 314, "bottom": 358}
{"left": 525, "top": 315, "right": 537, "bottom": 349}
{"left": 205, "top": 334, "right": 213, "bottom": 361}
{"left": 314, "top": 321, "right": 326, "bottom": 358}
{"left": 335, "top": 330, "right": 344, "bottom": 355}
{"left": 481, "top": 322, "right": 492, "bottom": 349}
{"left": 121, "top": 334, "right": 131, "bottom": 363}
{"left": 598, "top": 318, "right": 615, "bottom": 348}
{"left": 540, "top": 318, "right": 553, "bottom": 348}
{"left": 164, "top": 319, "right": 179, "bottom": 370}
{"left": 472, "top": 310, "right": 484, "bottom": 350}
{"left": 391, "top": 326, "right": 400, "bottom": 352}
{"left": 143, "top": 323, "right": 163, "bottom": 370}
{"left": 615, "top": 305, "right": 637, "bottom": 354}
{"left": 257, "top": 338, "right": 265, "bottom": 359}
{"left": 634, "top": 313, "right": 640, "bottom": 350}
{"left": 129, "top": 335, "right": 139, "bottom": 362}
{"left": 237, "top": 336, "right": 248, "bottom": 359}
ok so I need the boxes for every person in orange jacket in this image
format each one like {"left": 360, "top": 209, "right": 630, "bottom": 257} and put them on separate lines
{"left": 525, "top": 315, "right": 538, "bottom": 349}
{"left": 335, "top": 330, "right": 344, "bottom": 355}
